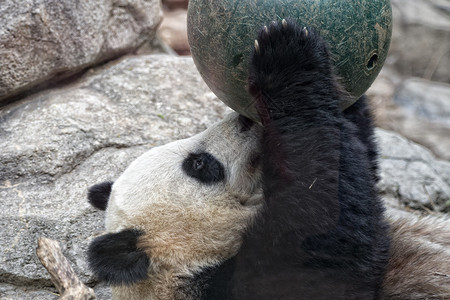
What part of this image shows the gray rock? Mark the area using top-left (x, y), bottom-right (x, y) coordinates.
top-left (376, 128), bottom-right (450, 212)
top-left (0, 282), bottom-right (111, 300)
top-left (0, 0), bottom-right (163, 103)
top-left (389, 0), bottom-right (450, 82)
top-left (0, 283), bottom-right (57, 300)
top-left (395, 78), bottom-right (450, 126)
top-left (392, 78), bottom-right (450, 161)
top-left (0, 55), bottom-right (228, 295)
top-left (368, 72), bottom-right (450, 161)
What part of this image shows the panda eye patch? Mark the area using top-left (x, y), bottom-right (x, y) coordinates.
top-left (182, 152), bottom-right (225, 184)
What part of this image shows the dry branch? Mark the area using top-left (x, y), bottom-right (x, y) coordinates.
top-left (36, 237), bottom-right (96, 300)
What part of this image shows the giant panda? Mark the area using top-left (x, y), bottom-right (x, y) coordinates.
top-left (86, 21), bottom-right (450, 299)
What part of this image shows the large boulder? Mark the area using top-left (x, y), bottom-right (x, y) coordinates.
top-left (389, 0), bottom-right (450, 82)
top-left (0, 0), bottom-right (163, 104)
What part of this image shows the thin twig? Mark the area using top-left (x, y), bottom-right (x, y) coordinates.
top-left (36, 237), bottom-right (96, 300)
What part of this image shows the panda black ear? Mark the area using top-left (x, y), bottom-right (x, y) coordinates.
top-left (87, 229), bottom-right (150, 285)
top-left (87, 181), bottom-right (114, 211)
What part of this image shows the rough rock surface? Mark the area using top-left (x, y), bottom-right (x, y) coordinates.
top-left (377, 129), bottom-right (450, 212)
top-left (392, 78), bottom-right (450, 160)
top-left (0, 55), bottom-right (228, 299)
top-left (0, 0), bottom-right (163, 104)
top-left (0, 55), bottom-right (448, 298)
top-left (394, 78), bottom-right (450, 126)
top-left (389, 0), bottom-right (450, 82)
top-left (368, 69), bottom-right (450, 161)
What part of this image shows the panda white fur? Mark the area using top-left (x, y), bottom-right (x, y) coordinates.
top-left (87, 21), bottom-right (450, 299)
top-left (88, 112), bottom-right (263, 299)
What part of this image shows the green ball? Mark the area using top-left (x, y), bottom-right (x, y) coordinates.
top-left (188, 0), bottom-right (392, 120)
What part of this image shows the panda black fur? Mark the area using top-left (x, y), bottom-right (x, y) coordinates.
top-left (87, 21), bottom-right (450, 299)
top-left (208, 22), bottom-right (390, 299)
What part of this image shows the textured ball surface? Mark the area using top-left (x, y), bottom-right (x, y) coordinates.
top-left (188, 0), bottom-right (392, 120)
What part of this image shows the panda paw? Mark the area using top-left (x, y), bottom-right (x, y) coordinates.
top-left (248, 20), bottom-right (335, 120)
top-left (253, 19), bottom-right (312, 57)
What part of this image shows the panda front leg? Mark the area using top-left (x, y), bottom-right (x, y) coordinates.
top-left (248, 20), bottom-right (344, 251)
top-left (231, 20), bottom-right (390, 299)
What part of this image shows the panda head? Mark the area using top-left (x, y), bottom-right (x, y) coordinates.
top-left (87, 112), bottom-right (263, 290)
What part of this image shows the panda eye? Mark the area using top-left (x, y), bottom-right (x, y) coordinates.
top-left (193, 158), bottom-right (205, 171)
top-left (182, 153), bottom-right (225, 184)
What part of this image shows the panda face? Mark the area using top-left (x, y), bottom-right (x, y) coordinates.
top-left (89, 112), bottom-right (264, 287)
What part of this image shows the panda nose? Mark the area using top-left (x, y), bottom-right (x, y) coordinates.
top-left (238, 115), bottom-right (254, 132)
